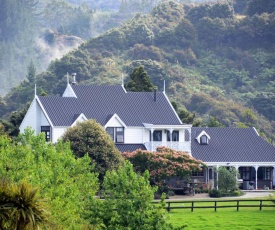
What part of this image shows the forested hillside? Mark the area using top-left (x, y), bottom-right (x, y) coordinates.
top-left (1, 0), bottom-right (196, 95)
top-left (1, 0), bottom-right (275, 143)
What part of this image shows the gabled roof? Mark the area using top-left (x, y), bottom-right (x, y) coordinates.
top-left (38, 85), bottom-right (182, 127)
top-left (191, 127), bottom-right (275, 163)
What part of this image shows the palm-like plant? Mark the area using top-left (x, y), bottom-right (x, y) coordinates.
top-left (0, 179), bottom-right (48, 229)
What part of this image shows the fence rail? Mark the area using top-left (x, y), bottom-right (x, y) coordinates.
top-left (156, 199), bottom-right (275, 212)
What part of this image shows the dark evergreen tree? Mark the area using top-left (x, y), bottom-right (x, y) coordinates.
top-left (62, 119), bottom-right (124, 181)
top-left (125, 66), bottom-right (154, 92)
top-left (26, 60), bottom-right (36, 83)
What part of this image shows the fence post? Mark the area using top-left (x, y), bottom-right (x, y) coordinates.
top-left (260, 200), bottom-right (262, 211)
top-left (237, 200), bottom-right (239, 211)
top-left (191, 201), bottom-right (194, 212)
top-left (214, 201), bottom-right (217, 212)
top-left (167, 202), bottom-right (171, 212)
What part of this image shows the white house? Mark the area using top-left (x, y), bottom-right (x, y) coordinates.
top-left (20, 81), bottom-right (192, 153)
top-left (20, 81), bottom-right (275, 190)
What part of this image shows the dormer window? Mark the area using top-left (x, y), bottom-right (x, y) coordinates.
top-left (200, 134), bottom-right (209, 145)
top-left (196, 130), bottom-right (210, 145)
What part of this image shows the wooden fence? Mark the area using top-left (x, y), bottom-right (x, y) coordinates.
top-left (156, 199), bottom-right (275, 212)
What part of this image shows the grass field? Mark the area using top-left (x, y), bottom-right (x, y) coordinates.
top-left (168, 199), bottom-right (275, 230)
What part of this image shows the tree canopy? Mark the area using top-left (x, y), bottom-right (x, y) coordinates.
top-left (0, 129), bottom-right (99, 227)
top-left (124, 66), bottom-right (155, 92)
top-left (62, 119), bottom-right (124, 181)
top-left (88, 161), bottom-right (186, 230)
top-left (217, 166), bottom-right (238, 193)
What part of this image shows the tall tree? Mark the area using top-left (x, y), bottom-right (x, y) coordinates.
top-left (88, 161), bottom-right (186, 230)
top-left (26, 60), bottom-right (36, 83)
top-left (125, 66), bottom-right (154, 92)
top-left (217, 166), bottom-right (238, 193)
top-left (62, 119), bottom-right (124, 181)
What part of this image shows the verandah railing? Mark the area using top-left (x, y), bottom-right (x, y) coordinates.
top-left (153, 199), bottom-right (275, 212)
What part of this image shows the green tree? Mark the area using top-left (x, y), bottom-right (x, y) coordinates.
top-left (207, 116), bottom-right (224, 127)
top-left (0, 130), bottom-right (99, 227)
top-left (89, 161), bottom-right (186, 230)
top-left (62, 119), bottom-right (123, 181)
top-left (125, 66), bottom-right (154, 92)
top-left (0, 180), bottom-right (48, 230)
top-left (217, 166), bottom-right (238, 193)
top-left (174, 19), bottom-right (196, 48)
top-left (0, 104), bottom-right (29, 137)
top-left (26, 60), bottom-right (36, 83)
top-left (241, 109), bottom-right (256, 126)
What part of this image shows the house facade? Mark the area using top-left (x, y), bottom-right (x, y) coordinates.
top-left (20, 82), bottom-right (275, 190)
top-left (20, 82), bottom-right (192, 153)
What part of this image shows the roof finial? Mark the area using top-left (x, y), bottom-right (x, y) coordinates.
top-left (163, 80), bottom-right (166, 94)
top-left (121, 73), bottom-right (124, 86)
top-left (72, 73), bottom-right (76, 85)
top-left (67, 72), bottom-right (69, 85)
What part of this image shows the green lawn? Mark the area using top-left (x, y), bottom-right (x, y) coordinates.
top-left (168, 200), bottom-right (275, 230)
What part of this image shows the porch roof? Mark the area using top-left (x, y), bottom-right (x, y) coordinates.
top-left (191, 127), bottom-right (275, 163)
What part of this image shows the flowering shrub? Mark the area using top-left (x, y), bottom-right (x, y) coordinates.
top-left (122, 147), bottom-right (206, 190)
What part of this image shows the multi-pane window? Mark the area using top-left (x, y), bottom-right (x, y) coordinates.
top-left (258, 167), bottom-right (271, 180)
top-left (192, 169), bottom-right (204, 177)
top-left (172, 131), bottom-right (179, 141)
top-left (167, 130), bottom-right (179, 141)
top-left (106, 127), bottom-right (114, 141)
top-left (106, 127), bottom-right (124, 143)
top-left (241, 167), bottom-right (250, 180)
top-left (153, 130), bottom-right (162, 141)
top-left (41, 126), bottom-right (51, 142)
top-left (116, 127), bottom-right (124, 143)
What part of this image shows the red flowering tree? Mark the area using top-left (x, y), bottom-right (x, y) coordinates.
top-left (122, 147), bottom-right (206, 191)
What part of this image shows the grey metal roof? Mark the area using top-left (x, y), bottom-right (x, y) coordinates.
top-left (191, 127), bottom-right (275, 163)
top-left (116, 144), bottom-right (146, 153)
top-left (38, 84), bottom-right (182, 127)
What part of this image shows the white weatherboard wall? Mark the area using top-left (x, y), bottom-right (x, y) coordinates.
top-left (52, 127), bottom-right (68, 143)
top-left (36, 102), bottom-right (50, 135)
top-left (107, 117), bottom-right (123, 127)
top-left (20, 99), bottom-right (37, 134)
top-left (125, 128), bottom-right (143, 143)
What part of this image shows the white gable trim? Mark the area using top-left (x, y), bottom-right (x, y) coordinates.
top-left (253, 127), bottom-right (260, 136)
top-left (104, 114), bottom-right (127, 128)
top-left (71, 113), bottom-right (88, 126)
top-left (163, 92), bottom-right (182, 124)
top-left (196, 130), bottom-right (210, 144)
top-left (36, 96), bottom-right (54, 127)
top-left (62, 84), bottom-right (77, 98)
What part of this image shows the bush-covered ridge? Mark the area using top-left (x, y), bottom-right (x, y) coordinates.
top-left (1, 0), bottom-right (275, 143)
